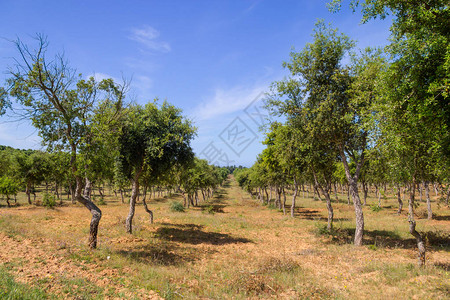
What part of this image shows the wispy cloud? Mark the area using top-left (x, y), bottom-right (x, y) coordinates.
top-left (128, 25), bottom-right (171, 53)
top-left (191, 84), bottom-right (268, 121)
top-left (131, 75), bottom-right (153, 100)
top-left (86, 72), bottom-right (120, 83)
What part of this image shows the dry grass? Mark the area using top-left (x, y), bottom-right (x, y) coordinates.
top-left (0, 178), bottom-right (449, 299)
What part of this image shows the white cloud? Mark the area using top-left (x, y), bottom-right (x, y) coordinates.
top-left (86, 72), bottom-right (121, 83)
top-left (128, 25), bottom-right (171, 53)
top-left (191, 84), bottom-right (268, 121)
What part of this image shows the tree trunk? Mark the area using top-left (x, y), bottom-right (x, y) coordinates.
top-left (408, 178), bottom-right (426, 266)
top-left (84, 177), bottom-right (92, 199)
top-left (446, 186), bottom-right (450, 206)
top-left (340, 147), bottom-right (364, 246)
top-left (282, 187), bottom-right (286, 215)
top-left (419, 182), bottom-right (423, 202)
top-left (26, 182), bottom-right (32, 205)
top-left (142, 187), bottom-right (153, 224)
top-left (334, 183), bottom-right (339, 202)
top-left (69, 181), bottom-right (75, 204)
top-left (55, 183), bottom-right (60, 201)
top-left (313, 172), bottom-right (333, 231)
top-left (126, 168), bottom-right (142, 234)
top-left (377, 186), bottom-right (382, 208)
top-left (349, 179), bottom-right (364, 245)
top-left (291, 179), bottom-right (298, 218)
top-left (120, 189), bottom-right (124, 204)
top-left (362, 182), bottom-right (368, 206)
top-left (424, 181), bottom-right (433, 220)
top-left (98, 186), bottom-right (104, 200)
top-left (347, 184), bottom-right (351, 205)
top-left (397, 184), bottom-right (403, 215)
top-left (74, 176), bottom-right (102, 249)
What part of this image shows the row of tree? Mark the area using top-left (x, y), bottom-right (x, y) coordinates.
top-left (238, 1), bottom-right (449, 266)
top-left (0, 36), bottom-right (228, 248)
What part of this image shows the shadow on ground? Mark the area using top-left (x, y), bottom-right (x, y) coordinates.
top-left (156, 223), bottom-right (252, 245)
top-left (434, 214), bottom-right (450, 221)
top-left (296, 207), bottom-right (349, 222)
top-left (115, 243), bottom-right (188, 266)
top-left (323, 227), bottom-right (449, 250)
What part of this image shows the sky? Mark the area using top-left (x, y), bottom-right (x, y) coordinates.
top-left (0, 0), bottom-right (392, 166)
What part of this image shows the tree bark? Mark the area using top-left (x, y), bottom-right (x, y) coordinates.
top-left (424, 181), bottom-right (433, 220)
top-left (119, 189), bottom-right (124, 204)
top-left (339, 147), bottom-right (364, 246)
top-left (397, 184), bottom-right (403, 215)
top-left (408, 177), bottom-right (426, 266)
top-left (142, 187), bottom-right (153, 224)
top-left (126, 167), bottom-right (142, 234)
top-left (334, 183), bottom-right (339, 202)
top-left (84, 176), bottom-right (93, 199)
top-left (419, 182), bottom-right (423, 202)
top-left (347, 184), bottom-right (351, 205)
top-left (25, 182), bottom-right (32, 205)
top-left (362, 182), bottom-right (368, 206)
top-left (291, 179), bottom-right (298, 218)
top-left (282, 187), bottom-right (286, 215)
top-left (446, 186), bottom-right (450, 206)
top-left (377, 185), bottom-right (382, 207)
top-left (74, 176), bottom-right (101, 249)
top-left (313, 172), bottom-right (333, 231)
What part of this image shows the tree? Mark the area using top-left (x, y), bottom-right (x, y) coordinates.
top-left (332, 0), bottom-right (449, 266)
top-left (14, 150), bottom-right (51, 205)
top-left (267, 21), bottom-right (383, 244)
top-left (117, 101), bottom-right (195, 234)
top-left (0, 87), bottom-right (10, 116)
top-left (0, 176), bottom-right (19, 207)
top-left (6, 35), bottom-right (125, 249)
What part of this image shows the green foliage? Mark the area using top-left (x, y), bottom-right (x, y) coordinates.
top-left (170, 201), bottom-right (185, 212)
top-left (367, 244), bottom-right (378, 251)
top-left (0, 176), bottom-right (19, 204)
top-left (42, 193), bottom-right (56, 209)
top-left (0, 87), bottom-right (11, 116)
top-left (314, 223), bottom-right (331, 236)
top-left (370, 204), bottom-right (382, 212)
top-left (204, 205), bottom-right (215, 214)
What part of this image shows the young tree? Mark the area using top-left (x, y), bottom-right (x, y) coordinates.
top-left (117, 101), bottom-right (195, 234)
top-left (6, 35), bottom-right (125, 249)
top-left (0, 176), bottom-right (19, 207)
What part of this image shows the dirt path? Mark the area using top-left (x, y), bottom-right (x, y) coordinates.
top-left (0, 232), bottom-right (161, 299)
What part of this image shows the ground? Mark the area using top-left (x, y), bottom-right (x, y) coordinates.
top-left (0, 177), bottom-right (448, 299)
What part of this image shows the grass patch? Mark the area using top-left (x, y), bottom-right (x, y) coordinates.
top-left (0, 266), bottom-right (52, 299)
top-left (370, 204), bottom-right (382, 212)
top-left (170, 201), bottom-right (185, 212)
top-left (42, 193), bottom-right (56, 209)
top-left (59, 276), bottom-right (105, 299)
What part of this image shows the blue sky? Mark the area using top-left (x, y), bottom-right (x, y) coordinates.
top-left (0, 0), bottom-right (392, 166)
